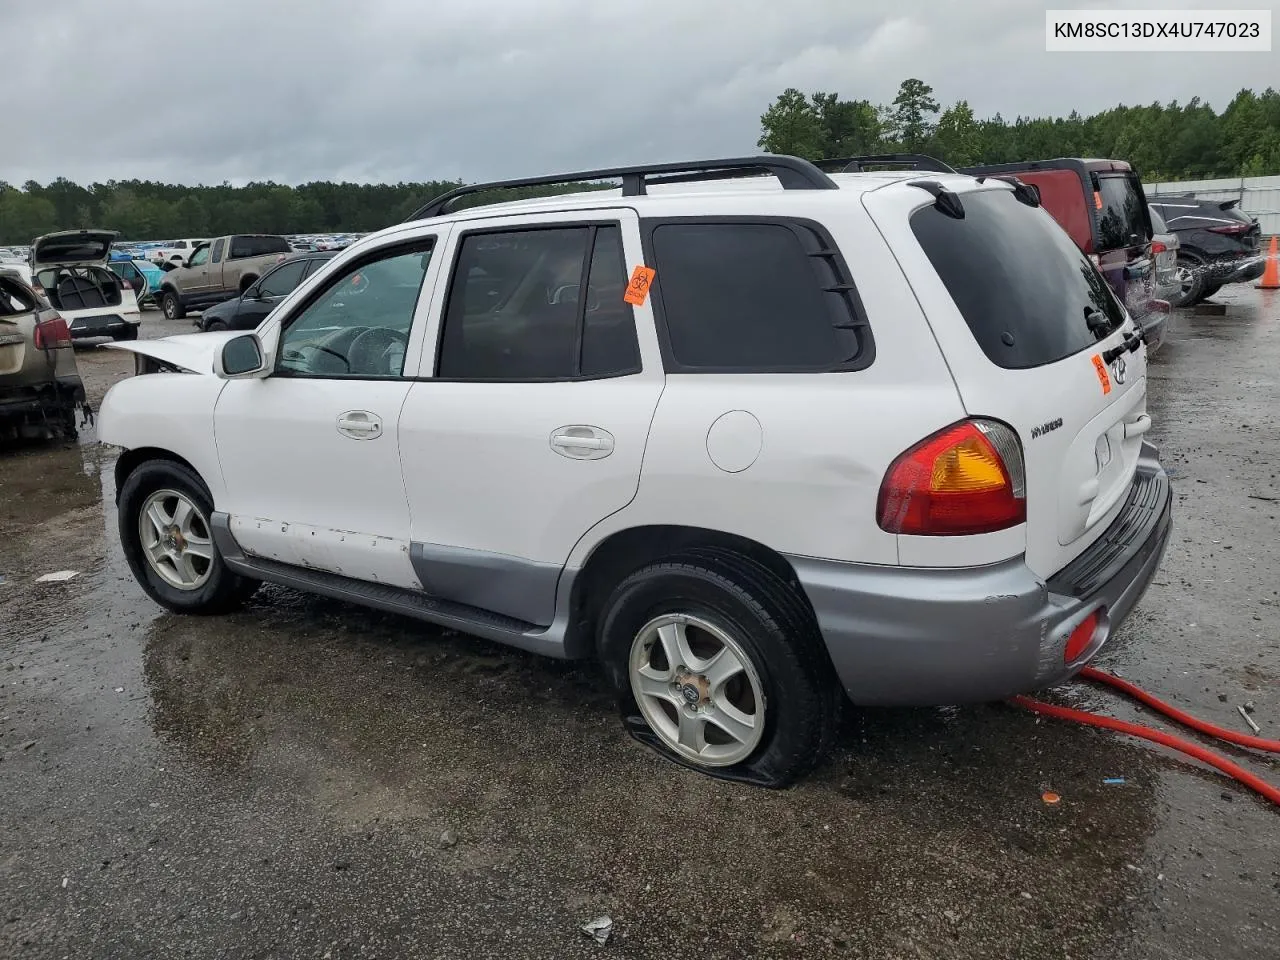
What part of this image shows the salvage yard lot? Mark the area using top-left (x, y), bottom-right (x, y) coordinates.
top-left (2, 290), bottom-right (1279, 959)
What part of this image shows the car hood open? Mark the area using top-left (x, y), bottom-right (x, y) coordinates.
top-left (32, 230), bottom-right (119, 268)
top-left (102, 331), bottom-right (240, 374)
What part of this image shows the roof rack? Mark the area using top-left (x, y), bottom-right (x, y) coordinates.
top-left (402, 155), bottom-right (838, 222)
top-left (816, 154), bottom-right (956, 174)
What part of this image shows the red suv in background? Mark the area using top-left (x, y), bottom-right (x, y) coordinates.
top-left (962, 158), bottom-right (1167, 351)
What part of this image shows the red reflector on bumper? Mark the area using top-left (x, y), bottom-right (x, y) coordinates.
top-left (1064, 610), bottom-right (1102, 663)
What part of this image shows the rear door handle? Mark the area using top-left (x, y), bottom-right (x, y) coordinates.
top-left (550, 426), bottom-right (615, 460)
top-left (337, 410), bottom-right (383, 440)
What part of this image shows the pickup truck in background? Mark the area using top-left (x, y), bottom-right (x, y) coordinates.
top-left (149, 238), bottom-right (207, 267)
top-left (156, 235), bottom-right (293, 319)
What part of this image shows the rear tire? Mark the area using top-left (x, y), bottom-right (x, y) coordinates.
top-left (599, 551), bottom-right (841, 785)
top-left (161, 291), bottom-right (186, 320)
top-left (118, 459), bottom-right (258, 615)
top-left (1169, 252), bottom-right (1206, 307)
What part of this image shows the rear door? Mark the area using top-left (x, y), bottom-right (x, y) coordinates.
top-left (867, 181), bottom-right (1149, 579)
top-left (397, 209), bottom-right (662, 626)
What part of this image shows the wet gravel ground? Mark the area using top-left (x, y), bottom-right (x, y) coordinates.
top-left (2, 293), bottom-right (1278, 959)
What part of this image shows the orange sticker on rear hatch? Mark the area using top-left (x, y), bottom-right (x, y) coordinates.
top-left (624, 265), bottom-right (656, 306)
top-left (1091, 354), bottom-right (1112, 395)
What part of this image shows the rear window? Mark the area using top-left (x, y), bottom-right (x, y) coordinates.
top-left (1094, 174), bottom-right (1148, 250)
top-left (646, 220), bottom-right (869, 371)
top-left (911, 188), bottom-right (1126, 369)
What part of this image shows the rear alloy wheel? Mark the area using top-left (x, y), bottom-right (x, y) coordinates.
top-left (118, 459), bottom-right (257, 614)
top-left (161, 291), bottom-right (185, 320)
top-left (599, 552), bottom-right (841, 785)
top-left (1169, 253), bottom-right (1206, 308)
top-left (629, 613), bottom-right (766, 766)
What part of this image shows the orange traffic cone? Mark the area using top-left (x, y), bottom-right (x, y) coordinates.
top-left (1259, 235), bottom-right (1280, 289)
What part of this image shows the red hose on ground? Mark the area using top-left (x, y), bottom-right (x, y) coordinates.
top-left (1078, 666), bottom-right (1280, 753)
top-left (1010, 669), bottom-right (1280, 808)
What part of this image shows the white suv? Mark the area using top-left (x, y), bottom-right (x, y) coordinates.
top-left (97, 155), bottom-right (1172, 784)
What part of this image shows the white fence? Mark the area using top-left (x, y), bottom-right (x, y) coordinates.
top-left (1143, 175), bottom-right (1280, 236)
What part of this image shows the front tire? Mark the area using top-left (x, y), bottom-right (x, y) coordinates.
top-left (599, 551), bottom-right (840, 785)
top-left (161, 291), bottom-right (186, 320)
top-left (118, 460), bottom-right (258, 614)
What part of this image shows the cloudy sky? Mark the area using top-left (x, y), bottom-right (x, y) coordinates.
top-left (9, 0), bottom-right (1277, 187)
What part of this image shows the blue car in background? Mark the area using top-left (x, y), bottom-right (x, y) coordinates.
top-left (107, 251), bottom-right (166, 309)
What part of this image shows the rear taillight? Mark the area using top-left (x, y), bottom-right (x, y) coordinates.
top-left (33, 314), bottom-right (72, 349)
top-left (877, 419), bottom-right (1026, 536)
top-left (1207, 223), bottom-right (1250, 235)
top-left (1150, 240), bottom-right (1167, 255)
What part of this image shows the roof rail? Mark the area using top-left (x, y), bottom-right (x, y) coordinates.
top-left (402, 155), bottom-right (838, 222)
top-left (816, 154), bottom-right (956, 174)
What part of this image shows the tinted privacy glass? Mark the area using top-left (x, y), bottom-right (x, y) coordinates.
top-left (649, 222), bottom-right (860, 370)
top-left (437, 225), bottom-right (639, 380)
top-left (1095, 175), bottom-right (1148, 250)
top-left (912, 189), bottom-right (1126, 369)
top-left (258, 259), bottom-right (308, 298)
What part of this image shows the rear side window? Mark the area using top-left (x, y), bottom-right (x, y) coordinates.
top-left (1094, 174), bottom-right (1149, 250)
top-left (437, 224), bottom-right (640, 381)
top-left (645, 220), bottom-right (869, 371)
top-left (0, 277), bottom-right (36, 316)
top-left (912, 188), bottom-right (1126, 369)
top-left (211, 238), bottom-right (225, 263)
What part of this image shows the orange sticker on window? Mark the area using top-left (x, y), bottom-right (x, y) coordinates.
top-left (1091, 354), bottom-right (1112, 394)
top-left (623, 265), bottom-right (656, 306)
top-left (1094, 190), bottom-right (1104, 210)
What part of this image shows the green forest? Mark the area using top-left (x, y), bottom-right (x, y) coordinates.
top-left (2, 81), bottom-right (1278, 244)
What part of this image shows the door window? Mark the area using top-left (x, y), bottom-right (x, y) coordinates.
top-left (187, 245), bottom-right (210, 267)
top-left (211, 238), bottom-right (225, 263)
top-left (257, 259), bottom-right (308, 298)
top-left (276, 242), bottom-right (433, 379)
top-left (437, 224), bottom-right (640, 380)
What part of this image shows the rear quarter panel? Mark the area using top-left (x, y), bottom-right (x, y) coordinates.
top-left (567, 191), bottom-right (972, 569)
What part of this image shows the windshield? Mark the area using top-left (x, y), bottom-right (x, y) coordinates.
top-left (911, 188), bottom-right (1127, 369)
top-left (1094, 174), bottom-right (1149, 250)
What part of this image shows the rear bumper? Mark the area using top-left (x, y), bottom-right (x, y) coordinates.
top-left (790, 442), bottom-right (1172, 706)
top-left (68, 313), bottom-right (138, 338)
top-left (1205, 255), bottom-right (1265, 284)
top-left (0, 374), bottom-right (84, 418)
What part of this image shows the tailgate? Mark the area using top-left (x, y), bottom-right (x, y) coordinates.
top-left (865, 180), bottom-right (1149, 578)
top-left (0, 317), bottom-right (27, 375)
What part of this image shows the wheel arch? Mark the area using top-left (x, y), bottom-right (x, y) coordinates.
top-left (564, 524), bottom-right (816, 659)
top-left (114, 447), bottom-right (204, 504)
top-left (238, 274), bottom-right (258, 292)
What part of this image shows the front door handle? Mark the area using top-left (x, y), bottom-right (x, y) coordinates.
top-left (337, 410), bottom-right (383, 440)
top-left (550, 426), bottom-right (615, 460)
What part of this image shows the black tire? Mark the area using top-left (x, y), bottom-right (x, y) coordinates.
top-left (598, 550), bottom-right (841, 785)
top-left (118, 459), bottom-right (258, 615)
top-left (161, 290), bottom-right (186, 320)
top-left (114, 325), bottom-right (139, 341)
top-left (1168, 252), bottom-right (1206, 308)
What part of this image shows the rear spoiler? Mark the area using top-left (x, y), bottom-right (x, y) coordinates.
top-left (1218, 199), bottom-right (1241, 211)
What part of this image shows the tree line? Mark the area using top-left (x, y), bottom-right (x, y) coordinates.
top-left (3, 81), bottom-right (1278, 244)
top-left (759, 81), bottom-right (1280, 180)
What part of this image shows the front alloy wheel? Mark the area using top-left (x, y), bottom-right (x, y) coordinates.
top-left (137, 488), bottom-right (215, 590)
top-left (629, 613), bottom-right (766, 767)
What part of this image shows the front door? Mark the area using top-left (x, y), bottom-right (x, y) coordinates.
top-left (399, 211), bottom-right (663, 625)
top-left (213, 232), bottom-right (444, 588)
top-left (183, 243), bottom-right (214, 300)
